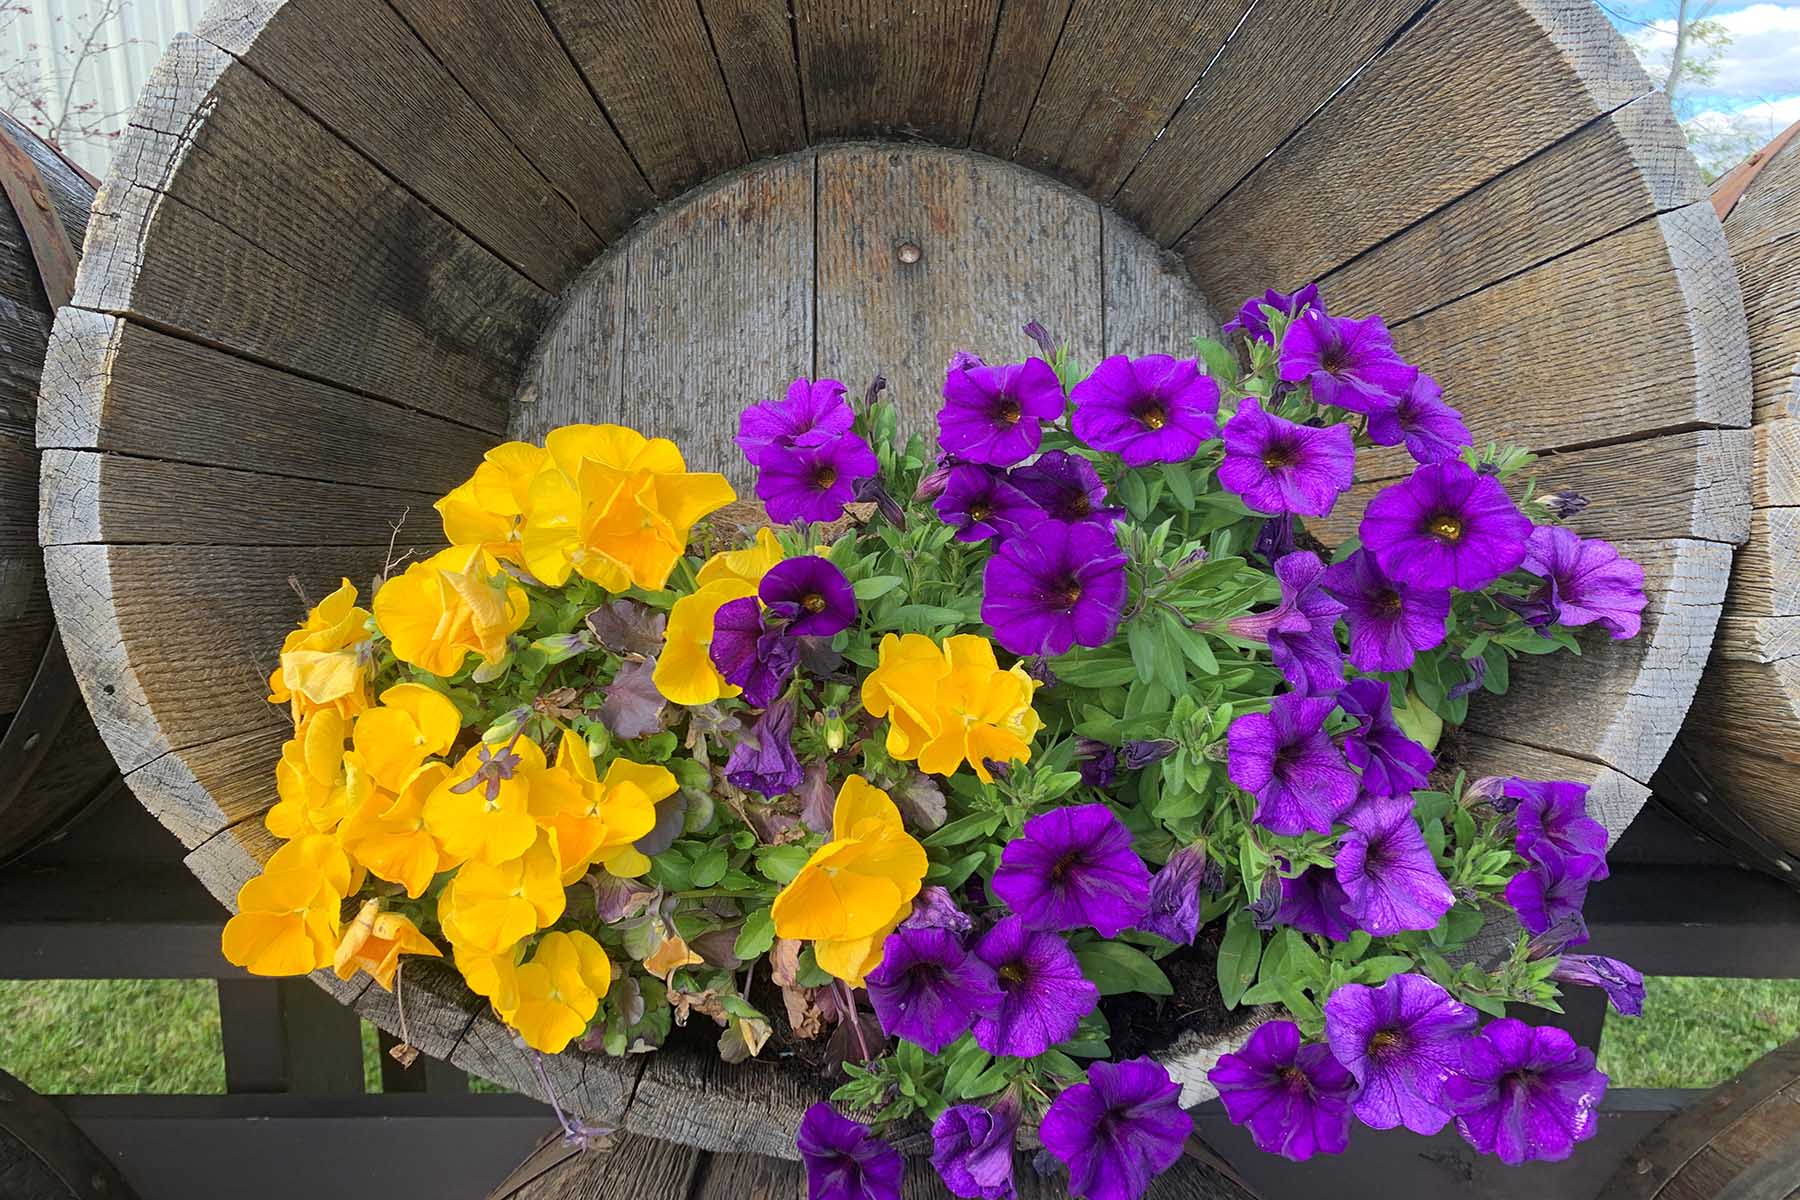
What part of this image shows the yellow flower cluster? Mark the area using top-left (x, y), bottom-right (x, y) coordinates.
top-left (862, 633), bottom-right (1043, 783)
top-left (771, 776), bottom-right (928, 985)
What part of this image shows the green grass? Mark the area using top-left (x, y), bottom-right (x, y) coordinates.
top-left (1600, 976), bottom-right (1800, 1088)
top-left (2, 976), bottom-right (1796, 1095)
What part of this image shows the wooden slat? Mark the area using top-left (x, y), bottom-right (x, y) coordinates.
top-left (1179, 0), bottom-right (1651, 305)
top-left (40, 311), bottom-right (495, 492)
top-left (1734, 231), bottom-right (1800, 425)
top-left (199, 0), bottom-right (600, 290)
top-left (1463, 537), bottom-right (1731, 785)
top-left (127, 725), bottom-right (289, 849)
top-left (1115, 0), bottom-right (1426, 245)
top-left (498, 1133), bottom-right (704, 1200)
top-left (700, 0), bottom-right (809, 157)
top-left (1717, 126), bottom-right (1800, 256)
top-left (686, 1151), bottom-right (804, 1199)
top-left (1691, 659), bottom-right (1800, 773)
top-left (1013, 0), bottom-right (1246, 197)
top-left (536, 0), bottom-right (745, 196)
top-left (622, 1053), bottom-right (819, 1159)
top-left (793, 0), bottom-right (1002, 143)
top-left (1723, 509), bottom-right (1800, 622)
top-left (383, 0), bottom-right (656, 241)
top-left (511, 253), bottom-right (627, 446)
top-left (42, 543), bottom-right (404, 775)
top-left (0, 430), bottom-right (47, 714)
top-left (815, 144), bottom-right (1103, 442)
top-left (39, 451), bottom-right (437, 548)
top-left (968, 0), bottom-right (1074, 156)
top-left (75, 35), bottom-right (538, 430)
top-left (618, 154), bottom-right (814, 483)
top-left (1101, 207), bottom-right (1222, 358)
top-left (1318, 90), bottom-right (1703, 324)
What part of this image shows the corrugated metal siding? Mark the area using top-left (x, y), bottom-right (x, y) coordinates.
top-left (0, 0), bottom-right (203, 175)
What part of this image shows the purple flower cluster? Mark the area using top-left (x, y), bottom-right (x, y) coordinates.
top-left (739, 377), bottom-right (879, 524)
top-left (1500, 778), bottom-right (1610, 941)
top-left (865, 926), bottom-right (1001, 1054)
top-left (1226, 551), bottom-right (1347, 696)
top-left (711, 555), bottom-right (857, 714)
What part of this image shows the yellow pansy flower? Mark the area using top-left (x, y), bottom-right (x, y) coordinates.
top-left (861, 633), bottom-right (1042, 784)
top-left (332, 899), bottom-right (443, 990)
top-left (519, 424), bottom-right (735, 593)
top-left (434, 441), bottom-right (548, 561)
top-left (423, 738), bottom-right (549, 865)
top-left (339, 761), bottom-right (462, 898)
top-left (540, 733), bottom-right (669, 884)
top-left (504, 930), bottom-right (613, 1053)
top-left (651, 535), bottom-right (786, 705)
top-left (456, 941), bottom-right (523, 1015)
top-left (220, 835), bottom-right (355, 976)
top-left (266, 708), bottom-right (354, 839)
top-left (372, 545), bottom-right (529, 677)
top-left (771, 776), bottom-right (926, 984)
top-left (351, 683), bottom-right (462, 793)
top-left (266, 579), bottom-right (374, 724)
top-left (437, 831), bottom-right (565, 955)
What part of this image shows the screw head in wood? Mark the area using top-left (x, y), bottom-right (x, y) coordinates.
top-left (896, 241), bottom-right (922, 265)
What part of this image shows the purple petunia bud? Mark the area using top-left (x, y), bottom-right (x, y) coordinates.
top-left (1075, 738), bottom-right (1118, 789)
top-left (1468, 775), bottom-right (1510, 806)
top-left (1253, 513), bottom-right (1297, 566)
top-left (1526, 913), bottom-right (1590, 958)
top-left (982, 759), bottom-right (1012, 783)
top-left (1139, 845), bottom-right (1208, 944)
top-left (1535, 490), bottom-right (1590, 520)
top-left (1248, 872), bottom-right (1283, 930)
top-left (1026, 657), bottom-right (1060, 686)
top-left (948, 350), bottom-right (986, 373)
top-left (1200, 856), bottom-right (1227, 894)
top-left (1551, 953), bottom-right (1645, 1017)
top-left (799, 762), bottom-right (835, 834)
top-left (1022, 320), bottom-right (1058, 359)
top-left (1123, 738), bottom-right (1178, 770)
top-left (914, 464), bottom-right (952, 502)
top-left (863, 374), bottom-right (887, 410)
top-left (590, 874), bottom-right (656, 923)
top-left (902, 886), bottom-right (976, 937)
top-left (1446, 655), bottom-right (1487, 701)
top-left (855, 476), bottom-right (907, 529)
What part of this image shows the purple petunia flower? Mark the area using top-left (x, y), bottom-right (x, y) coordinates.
top-left (934, 464), bottom-right (1042, 543)
top-left (1321, 549), bottom-right (1450, 672)
top-left (760, 555), bottom-right (858, 637)
top-left (1227, 551), bottom-right (1348, 696)
top-left (1360, 461), bottom-right (1532, 592)
top-left (1517, 525), bottom-right (1648, 640)
top-left (1551, 954), bottom-right (1645, 1017)
top-left (1006, 450), bottom-right (1124, 527)
top-left (865, 926), bottom-right (1002, 1054)
top-left (1277, 866), bottom-right (1358, 942)
top-left (1223, 284), bottom-right (1325, 345)
top-left (1039, 1058), bottom-right (1192, 1200)
top-left (1070, 355), bottom-right (1220, 467)
top-left (1323, 973), bottom-right (1477, 1135)
top-left (991, 804), bottom-right (1151, 937)
top-left (938, 357), bottom-right (1064, 467)
top-left (1444, 1020), bottom-right (1607, 1165)
top-left (931, 1097), bottom-right (1021, 1200)
top-left (1217, 400), bottom-right (1356, 518)
top-left (970, 916), bottom-right (1098, 1057)
top-left (1335, 797), bottom-right (1456, 936)
top-left (1366, 373), bottom-right (1472, 466)
top-left (723, 700), bottom-right (804, 798)
top-left (980, 520), bottom-right (1129, 657)
top-left (755, 435), bottom-right (881, 526)
top-left (1507, 779), bottom-right (1608, 878)
top-left (1227, 695), bottom-right (1359, 836)
top-left (796, 1102), bottom-right (904, 1200)
top-left (1505, 843), bottom-right (1603, 941)
top-left (1279, 310), bottom-right (1418, 416)
top-left (1335, 679), bottom-right (1435, 798)
top-left (710, 596), bottom-right (799, 708)
top-left (1210, 1019), bottom-right (1359, 1161)
top-left (1138, 844), bottom-right (1208, 945)
top-left (737, 377), bottom-right (853, 467)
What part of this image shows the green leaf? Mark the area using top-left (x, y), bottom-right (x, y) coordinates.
top-left (691, 847), bottom-right (729, 888)
top-left (1163, 464), bottom-right (1196, 509)
top-left (1217, 911), bottom-right (1263, 1009)
top-left (1356, 955), bottom-right (1415, 985)
top-left (733, 907), bottom-right (775, 960)
top-left (962, 1059), bottom-right (1015, 1100)
top-left (923, 810), bottom-right (1001, 848)
top-left (1194, 337), bottom-right (1239, 386)
top-left (852, 575), bottom-right (903, 600)
top-left (1126, 617), bottom-right (1159, 684)
top-left (1391, 687), bottom-right (1444, 749)
top-left (754, 844), bottom-right (811, 885)
top-left (1075, 942), bottom-right (1175, 997)
top-left (925, 849), bottom-right (987, 890)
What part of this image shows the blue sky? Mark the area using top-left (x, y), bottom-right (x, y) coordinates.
top-left (1602, 2), bottom-right (1799, 133)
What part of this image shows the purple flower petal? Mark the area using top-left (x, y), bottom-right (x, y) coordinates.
top-left (1227, 695), bottom-right (1359, 836)
top-left (1324, 973), bottom-right (1477, 1135)
top-left (1040, 1058), bottom-right (1191, 1200)
top-left (937, 357), bottom-right (1064, 467)
top-left (1210, 1019), bottom-right (1358, 1161)
top-left (1444, 1019), bottom-right (1606, 1164)
top-left (1335, 797), bottom-right (1455, 936)
top-left (970, 915), bottom-right (1098, 1057)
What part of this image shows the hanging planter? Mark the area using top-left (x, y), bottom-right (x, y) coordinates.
top-left (37, 0), bottom-right (1749, 1190)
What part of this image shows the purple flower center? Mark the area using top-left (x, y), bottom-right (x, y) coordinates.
top-left (1262, 440), bottom-right (1297, 469)
top-left (802, 592), bottom-right (827, 614)
top-left (998, 962), bottom-right (1025, 985)
top-left (1427, 513), bottom-right (1464, 543)
top-left (1368, 1029), bottom-right (1405, 1057)
top-left (996, 397), bottom-right (1022, 425)
top-left (813, 464), bottom-right (839, 490)
top-left (1136, 400), bottom-right (1167, 430)
top-left (968, 501), bottom-right (992, 521)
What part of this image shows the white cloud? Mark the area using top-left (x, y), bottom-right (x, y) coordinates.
top-left (1628, 3), bottom-right (1800, 100)
top-left (1685, 92), bottom-right (1800, 133)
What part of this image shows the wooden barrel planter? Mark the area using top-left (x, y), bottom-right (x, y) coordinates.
top-left (0, 112), bottom-right (118, 865)
top-left (1672, 120), bottom-right (1800, 871)
top-left (1598, 1035), bottom-right (1800, 1199)
top-left (0, 1067), bottom-right (137, 1200)
top-left (37, 0), bottom-right (1749, 1160)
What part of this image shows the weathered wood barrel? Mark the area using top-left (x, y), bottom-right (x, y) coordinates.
top-left (488, 1130), bottom-right (1259, 1200)
top-left (1598, 1035), bottom-right (1800, 1199)
top-left (0, 1067), bottom-right (138, 1200)
top-left (37, 0), bottom-right (1749, 1157)
top-left (0, 111), bottom-right (118, 864)
top-left (1675, 120), bottom-right (1800, 866)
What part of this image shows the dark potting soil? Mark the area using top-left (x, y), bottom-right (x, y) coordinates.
top-left (1102, 922), bottom-right (1236, 1060)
